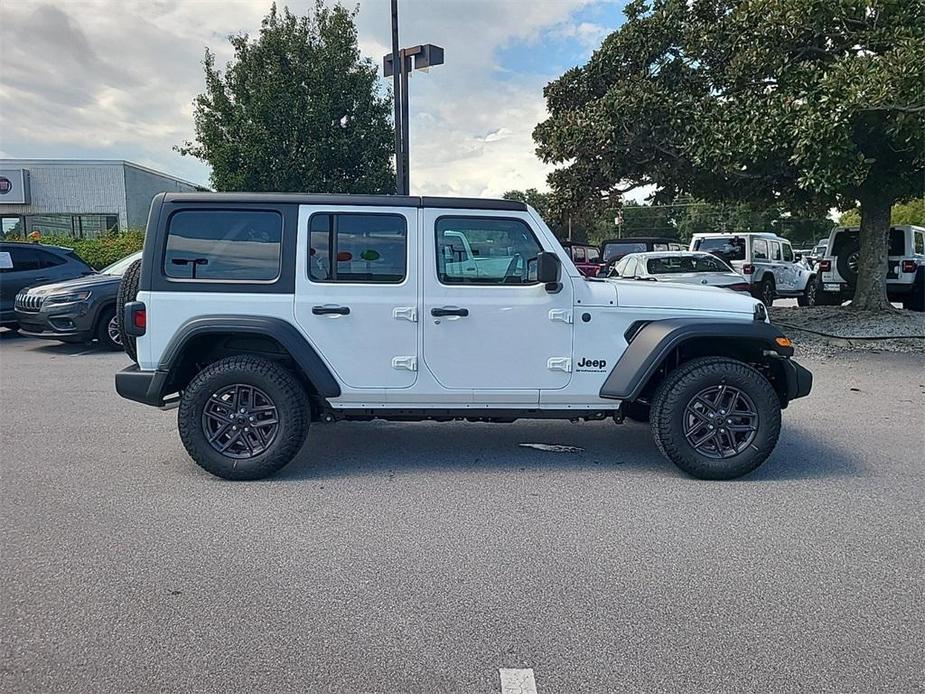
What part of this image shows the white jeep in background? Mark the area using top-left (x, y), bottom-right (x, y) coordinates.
top-left (690, 232), bottom-right (817, 306)
top-left (114, 193), bottom-right (811, 482)
top-left (815, 225), bottom-right (925, 311)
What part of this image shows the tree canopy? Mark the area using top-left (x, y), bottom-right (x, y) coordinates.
top-left (535, 0), bottom-right (925, 309)
top-left (178, 2), bottom-right (394, 194)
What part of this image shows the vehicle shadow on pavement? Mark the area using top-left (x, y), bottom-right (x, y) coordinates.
top-left (274, 419), bottom-right (862, 483)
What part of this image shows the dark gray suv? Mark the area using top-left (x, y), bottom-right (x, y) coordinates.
top-left (1, 242), bottom-right (97, 330)
top-left (14, 252), bottom-right (142, 349)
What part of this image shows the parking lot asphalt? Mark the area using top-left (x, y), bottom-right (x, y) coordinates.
top-left (1, 330), bottom-right (923, 694)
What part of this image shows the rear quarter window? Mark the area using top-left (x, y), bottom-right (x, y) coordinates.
top-left (164, 210), bottom-right (282, 281)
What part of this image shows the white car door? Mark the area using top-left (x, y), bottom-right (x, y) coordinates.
top-left (421, 209), bottom-right (573, 397)
top-left (293, 205), bottom-right (419, 391)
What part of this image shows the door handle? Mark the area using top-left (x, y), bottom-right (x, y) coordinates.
top-left (312, 305), bottom-right (350, 315)
top-left (431, 307), bottom-right (469, 317)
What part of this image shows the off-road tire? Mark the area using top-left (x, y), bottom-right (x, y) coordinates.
top-left (650, 357), bottom-right (781, 480)
top-left (757, 276), bottom-right (776, 307)
top-left (178, 356), bottom-right (308, 480)
top-left (116, 258), bottom-right (142, 362)
top-left (796, 276), bottom-right (817, 307)
top-left (96, 305), bottom-right (122, 350)
top-left (836, 240), bottom-right (860, 287)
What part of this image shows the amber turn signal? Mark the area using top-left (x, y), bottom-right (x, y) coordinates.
top-left (775, 336), bottom-right (793, 348)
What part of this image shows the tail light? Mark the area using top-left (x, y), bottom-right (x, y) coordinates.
top-left (726, 282), bottom-right (751, 292)
top-left (742, 264), bottom-right (754, 275)
top-left (818, 259), bottom-right (831, 272)
top-left (901, 260), bottom-right (917, 273)
top-left (124, 301), bottom-right (146, 336)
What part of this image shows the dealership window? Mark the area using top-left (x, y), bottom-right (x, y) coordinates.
top-left (23, 214), bottom-right (119, 239)
top-left (1, 216), bottom-right (23, 240)
top-left (309, 213), bottom-right (407, 283)
top-left (164, 209), bottom-right (282, 281)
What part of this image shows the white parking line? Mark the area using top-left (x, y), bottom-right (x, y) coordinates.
top-left (499, 668), bottom-right (537, 694)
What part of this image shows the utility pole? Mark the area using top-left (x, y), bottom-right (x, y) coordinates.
top-left (383, 5), bottom-right (443, 196)
top-left (389, 0), bottom-right (403, 196)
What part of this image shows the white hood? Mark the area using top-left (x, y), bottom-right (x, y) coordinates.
top-left (600, 278), bottom-right (759, 315)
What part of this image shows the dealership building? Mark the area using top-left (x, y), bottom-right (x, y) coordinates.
top-left (0, 159), bottom-right (204, 239)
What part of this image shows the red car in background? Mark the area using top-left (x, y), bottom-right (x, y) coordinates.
top-left (560, 242), bottom-right (605, 276)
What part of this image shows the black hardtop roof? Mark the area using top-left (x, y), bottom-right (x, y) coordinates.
top-left (160, 192), bottom-right (528, 212)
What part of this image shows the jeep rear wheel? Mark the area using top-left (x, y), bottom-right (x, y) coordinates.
top-left (178, 356), bottom-right (309, 480)
top-left (797, 277), bottom-right (817, 307)
top-left (650, 357), bottom-right (781, 480)
top-left (757, 276), bottom-right (776, 306)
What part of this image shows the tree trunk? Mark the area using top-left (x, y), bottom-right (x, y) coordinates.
top-left (850, 191), bottom-right (894, 311)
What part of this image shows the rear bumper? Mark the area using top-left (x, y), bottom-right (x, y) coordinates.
top-left (115, 365), bottom-right (171, 407)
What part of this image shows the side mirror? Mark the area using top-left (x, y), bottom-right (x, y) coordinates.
top-left (535, 251), bottom-right (560, 284)
top-left (794, 252), bottom-right (803, 261)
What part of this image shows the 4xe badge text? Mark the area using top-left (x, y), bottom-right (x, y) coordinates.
top-left (576, 357), bottom-right (607, 371)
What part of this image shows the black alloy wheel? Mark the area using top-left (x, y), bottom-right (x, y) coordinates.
top-left (202, 384), bottom-right (280, 459)
top-left (682, 384), bottom-right (759, 459)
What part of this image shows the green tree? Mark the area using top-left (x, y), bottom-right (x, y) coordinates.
top-left (840, 197), bottom-right (925, 227)
top-left (178, 2), bottom-right (394, 194)
top-left (535, 0), bottom-right (925, 310)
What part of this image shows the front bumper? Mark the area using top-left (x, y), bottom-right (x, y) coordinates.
top-left (14, 304), bottom-right (95, 341)
top-left (781, 358), bottom-right (812, 406)
top-left (115, 365), bottom-right (173, 407)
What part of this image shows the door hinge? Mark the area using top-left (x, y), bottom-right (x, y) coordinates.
top-left (548, 309), bottom-right (573, 324)
top-left (393, 306), bottom-right (417, 322)
top-left (547, 357), bottom-right (572, 372)
top-left (392, 356), bottom-right (418, 372)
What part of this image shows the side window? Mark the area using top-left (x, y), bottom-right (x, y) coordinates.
top-left (782, 243), bottom-right (793, 262)
top-left (164, 210), bottom-right (282, 281)
top-left (587, 247), bottom-right (600, 262)
top-left (770, 241), bottom-right (782, 261)
top-left (752, 239), bottom-right (769, 260)
top-left (4, 247), bottom-right (60, 271)
top-left (915, 232), bottom-right (924, 255)
top-left (888, 228), bottom-right (905, 256)
top-left (435, 217), bottom-right (542, 285)
top-left (573, 246), bottom-right (586, 262)
top-left (309, 213), bottom-right (406, 283)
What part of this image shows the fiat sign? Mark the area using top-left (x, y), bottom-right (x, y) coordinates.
top-left (0, 169), bottom-right (30, 204)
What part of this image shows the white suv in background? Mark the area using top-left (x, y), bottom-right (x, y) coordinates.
top-left (690, 233), bottom-right (817, 306)
top-left (815, 225), bottom-right (924, 311)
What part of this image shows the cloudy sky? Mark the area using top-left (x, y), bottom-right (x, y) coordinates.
top-left (0, 0), bottom-right (628, 196)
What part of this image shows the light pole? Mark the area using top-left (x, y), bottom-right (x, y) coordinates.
top-left (384, 4), bottom-right (443, 196)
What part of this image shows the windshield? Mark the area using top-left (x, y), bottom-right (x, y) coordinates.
top-left (647, 255), bottom-right (731, 274)
top-left (602, 241), bottom-right (647, 262)
top-left (101, 252), bottom-right (142, 276)
top-left (693, 237), bottom-right (747, 262)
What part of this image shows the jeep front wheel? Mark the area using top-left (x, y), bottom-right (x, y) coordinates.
top-left (178, 356), bottom-right (309, 480)
top-left (650, 357), bottom-right (781, 480)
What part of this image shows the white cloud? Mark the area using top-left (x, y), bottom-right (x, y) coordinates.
top-left (0, 0), bottom-right (602, 196)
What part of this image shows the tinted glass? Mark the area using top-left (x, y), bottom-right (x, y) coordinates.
top-left (602, 241), bottom-right (647, 262)
top-left (647, 255), bottom-right (731, 274)
top-left (573, 246), bottom-right (586, 262)
top-left (752, 239), bottom-right (769, 260)
top-left (309, 214), bottom-right (406, 283)
top-left (3, 246), bottom-right (65, 271)
top-left (782, 244), bottom-right (794, 262)
top-left (915, 232), bottom-right (924, 255)
top-left (587, 247), bottom-right (600, 262)
top-left (889, 228), bottom-right (905, 255)
top-left (694, 237), bottom-right (747, 261)
top-left (436, 217), bottom-right (541, 285)
top-left (165, 210), bottom-right (281, 281)
top-left (770, 241), bottom-right (782, 261)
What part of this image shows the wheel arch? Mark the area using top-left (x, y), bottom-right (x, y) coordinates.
top-left (158, 316), bottom-right (341, 401)
top-left (600, 319), bottom-right (796, 407)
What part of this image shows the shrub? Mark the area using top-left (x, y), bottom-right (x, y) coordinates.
top-left (40, 230), bottom-right (145, 270)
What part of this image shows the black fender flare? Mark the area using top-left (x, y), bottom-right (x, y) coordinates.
top-left (159, 315), bottom-right (341, 398)
top-left (599, 318), bottom-right (794, 402)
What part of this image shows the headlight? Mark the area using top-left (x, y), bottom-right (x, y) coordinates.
top-left (43, 290), bottom-right (92, 306)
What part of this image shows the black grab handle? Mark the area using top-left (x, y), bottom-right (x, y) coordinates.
top-left (312, 305), bottom-right (350, 315)
top-left (431, 307), bottom-right (469, 317)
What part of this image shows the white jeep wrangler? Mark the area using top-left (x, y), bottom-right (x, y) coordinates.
top-left (115, 193), bottom-right (812, 481)
top-left (690, 232), bottom-right (817, 306)
top-left (815, 225), bottom-right (925, 311)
